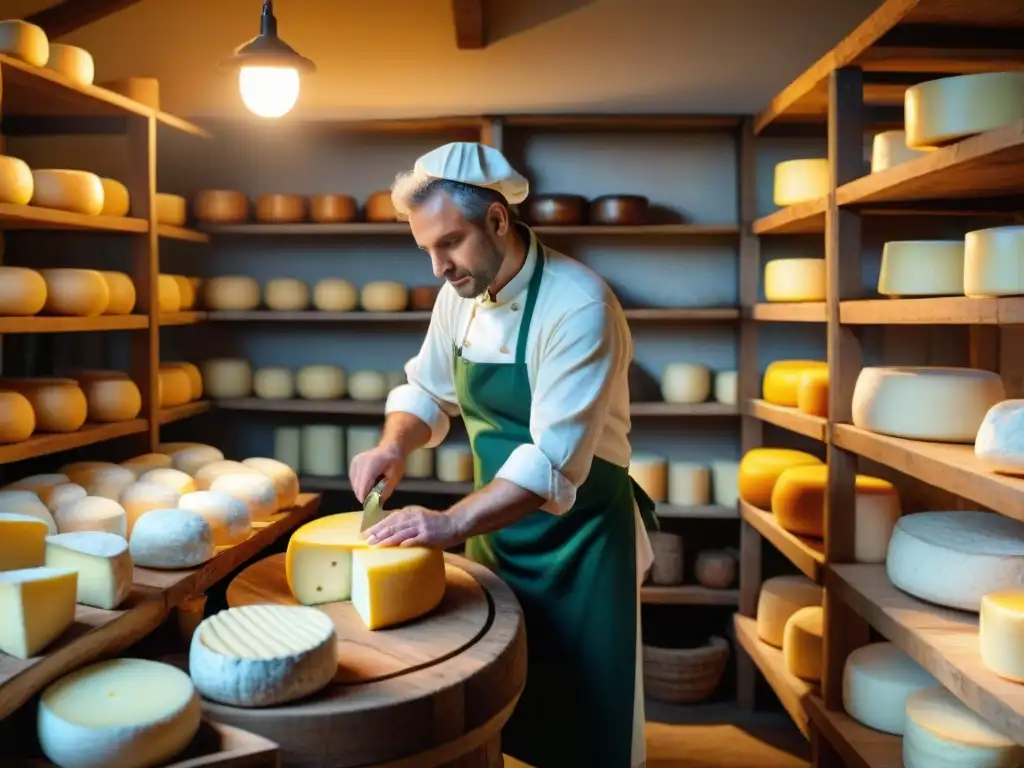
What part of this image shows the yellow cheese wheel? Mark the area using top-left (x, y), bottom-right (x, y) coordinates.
top-left (98, 271), bottom-right (136, 315)
top-left (772, 159), bottom-right (829, 207)
top-left (162, 362), bottom-right (202, 401)
top-left (39, 269), bottom-right (110, 317)
top-left (80, 374), bottom-right (142, 422)
top-left (0, 20), bottom-right (49, 67)
top-left (0, 378), bottom-right (87, 433)
top-left (169, 275), bottom-right (196, 310)
top-left (763, 258), bottom-right (826, 302)
top-left (313, 278), bottom-right (358, 311)
top-left (980, 592), bottom-right (1024, 683)
top-left (265, 278), bottom-right (309, 311)
top-left (155, 193), bottom-right (187, 226)
top-left (204, 276), bottom-right (260, 311)
top-left (31, 170), bottom-right (104, 216)
top-left (905, 72), bottom-right (1024, 149)
top-left (0, 156), bottom-right (34, 206)
top-left (783, 606), bottom-right (824, 682)
top-left (0, 267), bottom-right (47, 316)
top-left (361, 282), bottom-right (408, 312)
top-left (796, 369), bottom-right (829, 417)
top-left (45, 43), bottom-right (94, 86)
top-left (870, 130), bottom-right (928, 172)
top-left (156, 274), bottom-right (182, 313)
top-left (0, 390), bottom-right (36, 444)
top-left (771, 465), bottom-right (896, 538)
top-left (202, 359), bottom-right (252, 399)
top-left (158, 366), bottom-right (193, 408)
top-left (965, 226), bottom-right (1024, 299)
top-left (99, 178), bottom-right (130, 217)
top-left (738, 448), bottom-right (822, 509)
top-left (762, 360), bottom-right (828, 407)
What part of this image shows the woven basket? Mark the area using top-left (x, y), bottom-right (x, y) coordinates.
top-left (642, 636), bottom-right (729, 703)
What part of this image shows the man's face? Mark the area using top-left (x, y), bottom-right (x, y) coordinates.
top-left (409, 193), bottom-right (505, 299)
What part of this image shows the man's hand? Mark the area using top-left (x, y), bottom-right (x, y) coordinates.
top-left (349, 443), bottom-right (405, 502)
top-left (363, 506), bottom-right (463, 549)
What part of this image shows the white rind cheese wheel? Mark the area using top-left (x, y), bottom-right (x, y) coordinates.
top-left (241, 457), bottom-right (299, 509)
top-left (903, 686), bottom-right (1022, 768)
top-left (980, 591), bottom-right (1024, 683)
top-left (194, 460), bottom-right (261, 491)
top-left (179, 491), bottom-right (251, 547)
top-left (301, 425), bottom-right (344, 476)
top-left (661, 363), bottom-right (711, 404)
top-left (130, 508), bottom-right (215, 569)
top-left (54, 497), bottom-right (128, 538)
top-left (772, 159), bottom-right (829, 206)
top-left (0, 490), bottom-right (58, 533)
top-left (711, 461), bottom-right (739, 507)
top-left (0, 512), bottom-right (49, 571)
top-left (253, 367), bottom-right (294, 400)
top-left (120, 453), bottom-right (173, 478)
top-left (189, 604), bottom-right (337, 707)
top-left (4, 473), bottom-right (70, 495)
top-left (171, 445), bottom-right (225, 476)
top-left (361, 281), bottom-right (408, 312)
top-left (274, 427), bottom-right (301, 470)
top-left (98, 271), bottom-right (136, 314)
top-left (764, 258), bottom-right (825, 302)
top-left (0, 266), bottom-right (46, 316)
top-left (346, 426), bottom-right (382, 457)
top-left (45, 43), bottom-right (95, 86)
top-left (756, 575), bottom-right (822, 648)
top-left (887, 511), bottom-right (1024, 612)
top-left (44, 484), bottom-right (87, 515)
top-left (118, 481), bottom-right (181, 536)
top-left (976, 400), bottom-right (1024, 477)
top-left (348, 371), bottom-right (388, 401)
top-left (31, 170), bottom-right (104, 216)
top-left (209, 474), bottom-right (278, 521)
top-left (436, 443), bottom-right (473, 483)
top-left (0, 20), bottom-right (49, 67)
top-left (878, 240), bottom-right (965, 297)
top-left (59, 462), bottom-right (119, 487)
top-left (405, 447), bottom-right (434, 479)
top-left (313, 278), bottom-right (358, 311)
top-left (0, 566), bottom-right (76, 659)
top-left (713, 370), bottom-right (737, 405)
top-left (782, 605), bottom-right (823, 682)
top-left (83, 466), bottom-right (136, 501)
top-left (154, 193), bottom-right (187, 226)
top-left (39, 269), bottom-right (110, 317)
top-left (45, 531), bottom-right (133, 610)
top-left (629, 453), bottom-right (667, 503)
top-left (204, 276), bottom-right (260, 310)
top-left (37, 658), bottom-right (202, 768)
top-left (202, 358), bottom-right (253, 399)
top-left (296, 365), bottom-right (346, 400)
top-left (852, 366), bottom-right (1005, 443)
top-left (265, 278), bottom-right (310, 311)
top-left (905, 72), bottom-right (1024, 148)
top-left (157, 274), bottom-right (182, 313)
top-left (667, 462), bottom-right (710, 507)
top-left (139, 468), bottom-right (197, 496)
top-left (0, 390), bottom-right (35, 444)
top-left (842, 642), bottom-right (936, 735)
top-left (870, 130), bottom-right (928, 172)
top-left (964, 226), bottom-right (1024, 298)
top-left (0, 156), bottom-right (35, 206)
top-left (99, 179), bottom-right (130, 217)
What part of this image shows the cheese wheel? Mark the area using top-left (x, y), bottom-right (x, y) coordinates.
top-left (130, 508), bottom-right (215, 569)
top-left (762, 360), bottom-right (828, 407)
top-left (43, 484), bottom-right (87, 515)
top-left (98, 77), bottom-right (160, 108)
top-left (878, 240), bottom-right (965, 297)
top-left (81, 375), bottom-right (141, 422)
top-left (713, 371), bottom-right (737, 406)
top-left (711, 461), bottom-right (739, 507)
top-left (31, 170), bottom-right (104, 216)
top-left (256, 194), bottom-right (305, 223)
top-left (738, 448), bottom-right (822, 508)
top-left (905, 72), bottom-right (1024, 148)
top-left (352, 546), bottom-right (447, 630)
top-left (99, 179), bottom-right (130, 217)
top-left (0, 266), bottom-right (46, 316)
top-left (0, 378), bottom-right (87, 432)
top-left (976, 400), bottom-right (1024, 477)
top-left (170, 275), bottom-right (196, 310)
top-left (0, 490), bottom-right (57, 533)
top-left (852, 366), bottom-right (1005, 443)
top-left (253, 367), bottom-right (294, 400)
top-left (888, 511), bottom-right (1024, 611)
top-left (39, 269), bottom-right (110, 317)
top-left (204, 276), bottom-right (260, 311)
top-left (45, 43), bottom-right (94, 86)
top-left (202, 358), bottom-right (252, 399)
top-left (796, 369), bottom-right (829, 417)
top-left (60, 462), bottom-right (119, 487)
top-left (0, 20), bottom-right (49, 66)
top-left (83, 466), bottom-right (136, 501)
top-left (170, 445), bottom-right (225, 476)
top-left (436, 443), bottom-right (474, 483)
top-left (274, 427), bottom-right (301, 470)
top-left (313, 278), bottom-right (358, 311)
top-left (54, 497), bottom-right (127, 538)
top-left (964, 225), bottom-right (1024, 298)
top-left (0, 390), bottom-right (35, 443)
top-left (156, 274), bottom-right (182, 313)
top-left (763, 258), bottom-right (826, 302)
top-left (157, 366), bottom-right (191, 408)
top-left (3, 474), bottom-right (70, 497)
top-left (194, 189), bottom-right (248, 223)
top-left (0, 512), bottom-right (49, 571)
top-left (870, 130), bottom-right (928, 172)
top-left (155, 193), bottom-right (187, 226)
top-left (194, 461), bottom-right (261, 491)
top-left (189, 605), bottom-right (337, 707)
top-left (980, 591), bottom-right (1024, 683)
top-left (118, 481), bottom-right (181, 536)
top-left (297, 365), bottom-right (345, 400)
top-left (179, 491), bottom-right (251, 547)
top-left (360, 281), bottom-right (408, 312)
top-left (667, 462), bottom-right (710, 506)
top-left (0, 156), bottom-right (35, 206)
top-left (772, 159), bottom-right (828, 206)
top-left (756, 575), bottom-right (822, 648)
top-left (45, 531), bottom-right (133, 610)
top-left (348, 371), bottom-right (388, 401)
top-left (302, 425), bottom-right (344, 476)
top-left (629, 453), bottom-right (667, 503)
top-left (385, 371), bottom-right (407, 390)
top-left (782, 605), bottom-right (823, 682)
top-left (241, 457), bottom-right (299, 509)
top-left (661, 363), bottom-right (711, 404)
top-left (843, 642), bottom-right (936, 735)
top-left (0, 566), bottom-right (77, 659)
top-left (405, 447), bottom-right (434, 479)
top-left (693, 550), bottom-right (736, 589)
top-left (903, 686), bottom-right (1022, 768)
top-left (120, 453), bottom-right (173, 478)
top-left (158, 441), bottom-right (209, 455)
top-left (162, 362), bottom-right (202, 401)
top-left (265, 278), bottom-right (309, 311)
top-left (209, 473), bottom-right (278, 520)
top-left (139, 468), bottom-right (196, 496)
top-left (97, 271), bottom-right (136, 314)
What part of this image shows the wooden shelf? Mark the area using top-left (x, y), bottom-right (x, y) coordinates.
top-left (629, 402), bottom-right (737, 416)
top-left (751, 302), bottom-right (827, 322)
top-left (804, 695), bottom-right (902, 768)
top-left (0, 203), bottom-right (148, 233)
top-left (746, 400), bottom-right (828, 441)
top-left (200, 222), bottom-right (739, 237)
top-left (740, 501), bottom-right (825, 582)
top-left (829, 563), bottom-right (1024, 744)
top-left (832, 424), bottom-right (1024, 522)
top-left (0, 315), bottom-right (148, 334)
top-left (752, 199), bottom-right (826, 235)
top-left (623, 307), bottom-right (740, 321)
top-left (841, 296), bottom-right (1024, 325)
top-left (502, 114), bottom-right (744, 132)
top-left (733, 614), bottom-right (815, 737)
top-left (159, 401), bottom-right (212, 425)
top-left (0, 420), bottom-right (148, 465)
top-left (207, 308), bottom-right (741, 323)
top-left (157, 225), bottom-right (209, 242)
top-left (641, 585), bottom-right (739, 605)
top-left (201, 222), bottom-right (411, 235)
top-left (531, 224), bottom-right (740, 237)
top-left (160, 311), bottom-right (207, 326)
top-left (657, 503), bottom-right (738, 519)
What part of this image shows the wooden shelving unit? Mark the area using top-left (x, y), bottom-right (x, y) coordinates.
top-left (740, 0), bottom-right (1024, 763)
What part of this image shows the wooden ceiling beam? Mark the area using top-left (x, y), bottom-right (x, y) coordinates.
top-left (25, 0), bottom-right (146, 39)
top-left (451, 0), bottom-right (485, 49)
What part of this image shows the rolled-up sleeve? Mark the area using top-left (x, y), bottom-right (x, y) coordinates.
top-left (495, 301), bottom-right (628, 515)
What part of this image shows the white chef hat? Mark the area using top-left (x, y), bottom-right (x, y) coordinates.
top-left (411, 142), bottom-right (529, 204)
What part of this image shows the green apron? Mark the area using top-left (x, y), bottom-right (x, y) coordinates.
top-left (456, 240), bottom-right (658, 767)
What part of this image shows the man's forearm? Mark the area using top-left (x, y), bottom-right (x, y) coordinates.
top-left (448, 478), bottom-right (544, 540)
top-left (379, 411), bottom-right (433, 459)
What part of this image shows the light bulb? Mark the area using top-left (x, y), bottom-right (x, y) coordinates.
top-left (238, 65), bottom-right (300, 118)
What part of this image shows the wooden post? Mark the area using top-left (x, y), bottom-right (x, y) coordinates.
top-left (479, 117), bottom-right (504, 153)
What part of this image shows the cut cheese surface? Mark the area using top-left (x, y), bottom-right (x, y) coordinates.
top-left (54, 497), bottom-right (127, 538)
top-left (976, 399), bottom-right (1024, 477)
top-left (179, 491), bottom-right (252, 547)
top-left (980, 591), bottom-right (1024, 683)
top-left (352, 546), bottom-right (447, 630)
top-left (870, 130), bottom-right (928, 172)
top-left (904, 72), bottom-right (1024, 148)
top-left (0, 512), bottom-right (49, 571)
top-left (964, 225), bottom-right (1024, 299)
top-left (241, 457), bottom-right (299, 509)
top-left (118, 481), bottom-right (181, 536)
top-left (756, 575), bottom-right (822, 648)
top-left (287, 512), bottom-right (367, 604)
top-left (209, 473), bottom-right (278, 520)
top-left (0, 490), bottom-right (58, 533)
top-left (0, 19), bottom-right (49, 67)
top-left (139, 467), bottom-right (196, 496)
top-left (0, 566), bottom-right (77, 659)
top-left (763, 258), bottom-right (825, 302)
top-left (32, 171), bottom-right (105, 217)
top-left (0, 265), bottom-right (46, 315)
top-left (852, 366), bottom-right (1005, 443)
top-left (661, 363), bottom-right (711, 404)
top-left (38, 658), bottom-right (201, 768)
top-left (45, 531), bottom-right (133, 610)
top-left (796, 369), bottom-right (829, 417)
top-left (842, 642), bottom-right (936, 735)
top-left (129, 508), bottom-right (215, 569)
top-left (772, 159), bottom-right (828, 206)
top-left (762, 360), bottom-right (828, 407)
top-left (781, 605), bottom-right (822, 682)
top-left (878, 240), bottom-right (964, 297)
top-left (630, 453), bottom-right (668, 503)
top-left (189, 604), bottom-right (337, 707)
top-left (887, 511), bottom-right (1024, 612)
top-left (738, 448), bottom-right (822, 509)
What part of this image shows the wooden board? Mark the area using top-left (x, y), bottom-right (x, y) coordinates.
top-left (804, 695), bottom-right (902, 768)
top-left (226, 553), bottom-right (491, 685)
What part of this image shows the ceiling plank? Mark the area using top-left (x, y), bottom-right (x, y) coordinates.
top-left (451, 0), bottom-right (485, 49)
top-left (25, 0), bottom-right (146, 39)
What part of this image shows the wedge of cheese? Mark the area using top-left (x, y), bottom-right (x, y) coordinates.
top-left (45, 531), bottom-right (133, 610)
top-left (0, 566), bottom-right (77, 658)
top-left (0, 512), bottom-right (50, 571)
top-left (286, 512), bottom-right (367, 604)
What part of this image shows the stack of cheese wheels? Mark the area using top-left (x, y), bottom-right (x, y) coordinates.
top-left (713, 371), bottom-right (737, 405)
top-left (852, 366), bottom-right (1005, 443)
top-left (796, 369), bottom-right (828, 417)
top-left (194, 189), bottom-right (248, 223)
top-left (0, 155), bottom-right (34, 206)
top-left (204, 276), bottom-right (260, 310)
top-left (661, 363), bottom-right (711, 403)
top-left (981, 591), bottom-right (1024, 683)
top-left (437, 442), bottom-right (473, 483)
top-left (877, 240), bottom-right (964, 297)
top-left (0, 19), bottom-right (50, 67)
top-left (782, 605), bottom-right (823, 681)
top-left (99, 178), bottom-right (130, 216)
top-left (99, 271), bottom-right (136, 314)
top-left (313, 278), bottom-right (358, 311)
top-left (886, 511), bottom-right (1024, 611)
top-left (296, 365), bottom-right (345, 399)
top-left (870, 130), bottom-right (927, 172)
top-left (965, 225), bottom-right (1024, 298)
top-left (301, 425), bottom-right (344, 476)
top-left (903, 687), bottom-right (1022, 767)
top-left (0, 378), bottom-right (87, 433)
top-left (667, 462), bottom-right (709, 506)
top-left (738, 447), bottom-right (822, 508)
top-left (202, 358), bottom-right (253, 399)
top-left (265, 277), bottom-right (310, 311)
top-left (975, 399), bottom-right (1024, 476)
top-left (45, 43), bottom-right (94, 86)
top-left (0, 566), bottom-right (77, 659)
top-left (39, 269), bottom-right (110, 316)
top-left (75, 370), bottom-right (142, 422)
top-left (0, 266), bottom-right (46, 316)
top-left (763, 258), bottom-right (825, 302)
top-left (157, 273), bottom-right (183, 313)
top-left (904, 72), bottom-right (1024, 149)
top-left (755, 575), bottom-right (821, 647)
top-left (842, 642), bottom-right (936, 734)
top-left (762, 360), bottom-right (828, 408)
top-left (772, 159), bottom-right (828, 206)
top-left (361, 281), bottom-right (409, 312)
top-left (629, 454), bottom-right (667, 503)
top-left (254, 366), bottom-right (294, 399)
top-left (31, 170), bottom-right (105, 216)
top-left (155, 193), bottom-right (187, 226)
top-left (0, 390), bottom-right (36, 444)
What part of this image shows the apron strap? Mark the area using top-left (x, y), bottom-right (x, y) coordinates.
top-left (515, 231), bottom-right (546, 365)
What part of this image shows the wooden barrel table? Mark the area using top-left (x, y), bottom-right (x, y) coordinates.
top-left (204, 552), bottom-right (526, 768)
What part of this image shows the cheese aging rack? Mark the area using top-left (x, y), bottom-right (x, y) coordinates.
top-left (734, 0), bottom-right (1024, 765)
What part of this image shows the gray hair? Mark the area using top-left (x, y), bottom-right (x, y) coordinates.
top-left (390, 173), bottom-right (509, 224)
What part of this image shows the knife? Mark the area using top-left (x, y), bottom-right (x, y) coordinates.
top-left (360, 476), bottom-right (391, 532)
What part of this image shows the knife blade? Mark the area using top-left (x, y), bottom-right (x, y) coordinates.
top-left (360, 476), bottom-right (391, 532)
